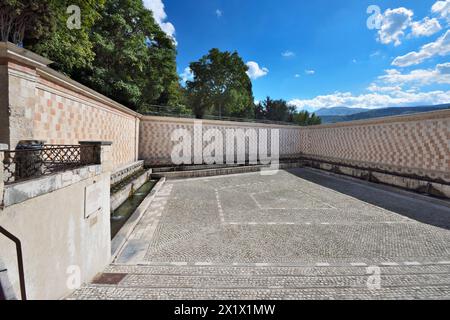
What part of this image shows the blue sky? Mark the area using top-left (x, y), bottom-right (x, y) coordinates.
top-left (144, 0), bottom-right (450, 111)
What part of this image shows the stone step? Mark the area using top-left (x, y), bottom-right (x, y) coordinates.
top-left (113, 273), bottom-right (450, 289)
top-left (151, 162), bottom-right (303, 179)
top-left (70, 263), bottom-right (450, 299)
top-left (151, 159), bottom-right (304, 174)
top-left (104, 263), bottom-right (450, 277)
top-left (152, 164), bottom-right (244, 173)
top-left (102, 263), bottom-right (450, 289)
top-left (70, 285), bottom-right (450, 300)
top-left (151, 164), bottom-right (270, 179)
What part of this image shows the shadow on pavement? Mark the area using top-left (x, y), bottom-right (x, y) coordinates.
top-left (287, 167), bottom-right (450, 231)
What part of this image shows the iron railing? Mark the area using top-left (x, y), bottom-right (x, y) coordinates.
top-left (0, 226), bottom-right (26, 300)
top-left (2, 144), bottom-right (99, 184)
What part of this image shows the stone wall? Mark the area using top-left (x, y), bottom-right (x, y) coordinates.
top-left (139, 111), bottom-right (450, 183)
top-left (301, 110), bottom-right (450, 183)
top-left (1, 42), bottom-right (448, 183)
top-left (139, 116), bottom-right (304, 165)
top-left (0, 144), bottom-right (112, 300)
top-left (0, 42), bottom-right (140, 170)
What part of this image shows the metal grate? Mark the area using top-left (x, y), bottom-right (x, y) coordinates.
top-left (2, 145), bottom-right (99, 184)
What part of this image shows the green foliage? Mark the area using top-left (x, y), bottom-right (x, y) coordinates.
top-left (0, 0), bottom-right (54, 44)
top-left (79, 0), bottom-right (181, 110)
top-left (186, 48), bottom-right (254, 119)
top-left (1, 1), bottom-right (319, 125)
top-left (293, 110), bottom-right (322, 126)
top-left (258, 97), bottom-right (296, 122)
top-left (23, 1), bottom-right (105, 74)
top-left (2, 0), bottom-right (183, 111)
top-left (256, 97), bottom-right (322, 125)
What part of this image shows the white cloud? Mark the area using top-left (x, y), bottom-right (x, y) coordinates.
top-left (305, 70), bottom-right (315, 75)
top-left (143, 0), bottom-right (177, 44)
top-left (432, 0), bottom-right (450, 22)
top-left (215, 9), bottom-right (223, 18)
top-left (294, 74), bottom-right (301, 78)
top-left (180, 67), bottom-right (193, 83)
top-left (437, 61), bottom-right (450, 73)
top-left (288, 90), bottom-right (450, 111)
top-left (377, 7), bottom-right (414, 46)
top-left (281, 51), bottom-right (295, 57)
top-left (392, 30), bottom-right (450, 67)
top-left (411, 17), bottom-right (442, 37)
top-left (289, 60), bottom-right (450, 112)
top-left (370, 51), bottom-right (381, 58)
top-left (246, 61), bottom-right (269, 79)
top-left (378, 63), bottom-right (450, 86)
top-left (367, 84), bottom-right (402, 92)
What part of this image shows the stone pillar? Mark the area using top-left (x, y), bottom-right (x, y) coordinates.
top-left (0, 144), bottom-right (8, 207)
top-left (79, 141), bottom-right (113, 173)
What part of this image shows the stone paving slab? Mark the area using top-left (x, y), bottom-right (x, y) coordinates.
top-left (71, 168), bottom-right (450, 299)
top-left (71, 285), bottom-right (450, 300)
top-left (119, 273), bottom-right (450, 288)
top-left (103, 264), bottom-right (450, 276)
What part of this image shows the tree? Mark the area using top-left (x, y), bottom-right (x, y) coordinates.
top-left (1, 1), bottom-right (103, 74)
top-left (255, 97), bottom-right (322, 125)
top-left (26, 0), bottom-right (105, 75)
top-left (186, 48), bottom-right (254, 119)
top-left (0, 0), bottom-right (54, 44)
top-left (293, 110), bottom-right (322, 126)
top-left (254, 101), bottom-right (266, 120)
top-left (308, 112), bottom-right (322, 125)
top-left (259, 97), bottom-right (296, 122)
top-left (74, 0), bottom-right (181, 111)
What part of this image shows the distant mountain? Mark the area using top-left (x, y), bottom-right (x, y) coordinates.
top-left (315, 107), bottom-right (368, 116)
top-left (320, 104), bottom-right (450, 124)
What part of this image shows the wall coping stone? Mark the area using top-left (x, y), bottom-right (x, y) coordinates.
top-left (304, 108), bottom-right (450, 129)
top-left (112, 160), bottom-right (144, 175)
top-left (0, 42), bottom-right (141, 119)
top-left (0, 42), bottom-right (52, 67)
top-left (2, 42), bottom-right (448, 131)
top-left (37, 67), bottom-right (141, 119)
top-left (79, 141), bottom-right (113, 146)
top-left (140, 115), bottom-right (306, 129)
top-left (2, 165), bottom-right (102, 207)
top-left (141, 108), bottom-right (450, 130)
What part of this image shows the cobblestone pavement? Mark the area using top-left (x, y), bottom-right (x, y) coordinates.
top-left (70, 168), bottom-right (450, 300)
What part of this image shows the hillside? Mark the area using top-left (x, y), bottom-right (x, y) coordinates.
top-left (320, 104), bottom-right (450, 124)
top-left (316, 107), bottom-right (368, 116)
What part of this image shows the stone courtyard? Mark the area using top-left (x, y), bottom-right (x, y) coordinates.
top-left (70, 168), bottom-right (450, 300)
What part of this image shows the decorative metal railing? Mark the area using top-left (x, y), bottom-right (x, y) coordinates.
top-left (2, 145), bottom-right (99, 184)
top-left (0, 226), bottom-right (26, 300)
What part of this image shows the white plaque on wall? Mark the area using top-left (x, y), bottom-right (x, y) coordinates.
top-left (84, 181), bottom-right (103, 219)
